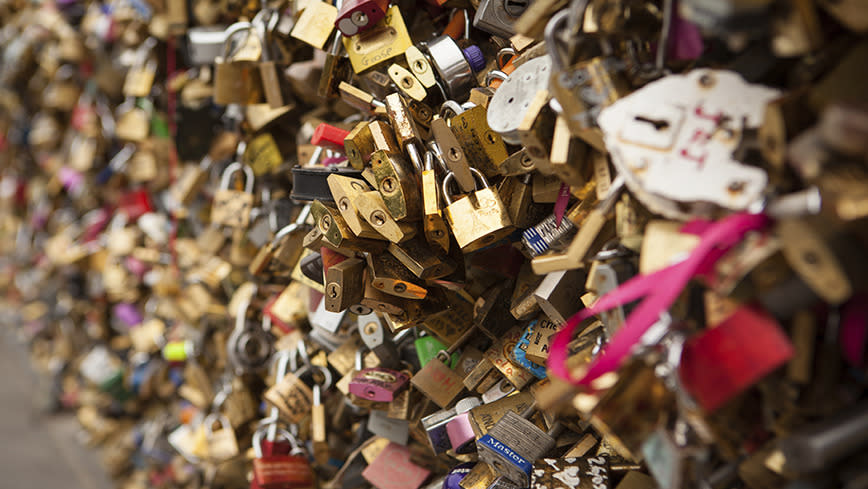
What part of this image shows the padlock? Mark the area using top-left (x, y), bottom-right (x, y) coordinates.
top-left (202, 413), bottom-right (240, 462)
top-left (226, 295), bottom-right (274, 374)
top-left (423, 35), bottom-right (480, 101)
top-left (477, 407), bottom-right (562, 486)
top-left (442, 168), bottom-right (514, 253)
top-left (212, 162), bottom-right (255, 228)
top-left (421, 150), bottom-right (451, 254)
top-left (123, 37), bottom-right (158, 98)
top-left (531, 456), bottom-right (612, 489)
top-left (361, 442), bottom-right (431, 489)
top-left (349, 344), bottom-right (410, 402)
top-left (253, 9), bottom-right (293, 109)
top-left (214, 22), bottom-right (265, 105)
top-left (445, 105), bottom-right (509, 179)
top-left (370, 149), bottom-right (422, 222)
top-left (324, 257), bottom-right (366, 312)
top-left (290, 0), bottom-right (338, 49)
top-left (252, 425), bottom-right (314, 489)
top-left (342, 5), bottom-right (412, 73)
top-left (335, 0), bottom-right (389, 37)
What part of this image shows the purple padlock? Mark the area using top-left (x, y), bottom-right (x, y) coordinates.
top-left (348, 368), bottom-right (410, 403)
top-left (443, 462), bottom-right (475, 489)
top-left (113, 302), bottom-right (143, 328)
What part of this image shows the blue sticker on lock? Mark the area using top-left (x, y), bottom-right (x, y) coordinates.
top-left (479, 435), bottom-right (533, 475)
top-left (511, 322), bottom-right (547, 379)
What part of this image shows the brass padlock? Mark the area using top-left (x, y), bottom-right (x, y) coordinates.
top-left (211, 162), bottom-right (255, 228)
top-left (214, 22), bottom-right (265, 105)
top-left (123, 37), bottom-right (158, 98)
top-left (442, 168), bottom-right (514, 253)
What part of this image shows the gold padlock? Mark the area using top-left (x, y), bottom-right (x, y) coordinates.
top-left (211, 162), bottom-right (255, 228)
top-left (214, 22), bottom-right (265, 106)
top-left (442, 168), bottom-right (514, 253)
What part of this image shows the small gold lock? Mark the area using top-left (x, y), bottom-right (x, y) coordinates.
top-left (442, 168), bottom-right (514, 253)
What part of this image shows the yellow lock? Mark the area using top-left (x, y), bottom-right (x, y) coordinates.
top-left (442, 168), bottom-right (514, 253)
top-left (343, 5), bottom-right (412, 74)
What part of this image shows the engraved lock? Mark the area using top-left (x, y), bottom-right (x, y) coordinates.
top-left (449, 104), bottom-right (510, 178)
top-left (442, 168), bottom-right (514, 253)
top-left (226, 296), bottom-right (274, 374)
top-left (212, 162), bottom-right (255, 228)
top-left (349, 356), bottom-right (410, 403)
top-left (477, 407), bottom-right (561, 487)
top-left (123, 37), bottom-right (159, 98)
top-left (531, 456), bottom-right (612, 489)
top-left (214, 22), bottom-right (265, 105)
top-left (335, 0), bottom-right (389, 37)
top-left (252, 424), bottom-right (314, 489)
top-left (343, 5), bottom-right (413, 74)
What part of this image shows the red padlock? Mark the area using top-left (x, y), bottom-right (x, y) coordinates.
top-left (362, 442), bottom-right (431, 489)
top-left (679, 305), bottom-right (794, 412)
top-left (251, 426), bottom-right (314, 489)
top-left (334, 0), bottom-right (390, 37)
top-left (311, 123), bottom-right (351, 150)
top-left (118, 188), bottom-right (154, 221)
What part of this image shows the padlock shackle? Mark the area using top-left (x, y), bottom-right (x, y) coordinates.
top-left (253, 423), bottom-right (304, 457)
top-left (219, 162), bottom-right (255, 193)
top-left (545, 0), bottom-right (591, 73)
top-left (441, 167), bottom-right (488, 206)
top-left (203, 413), bottom-right (233, 438)
top-left (439, 100), bottom-right (465, 119)
top-left (269, 204), bottom-right (312, 246)
top-left (221, 22), bottom-right (255, 59)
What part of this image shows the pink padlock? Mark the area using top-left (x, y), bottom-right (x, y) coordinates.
top-left (446, 397), bottom-right (480, 454)
top-left (348, 367), bottom-right (410, 403)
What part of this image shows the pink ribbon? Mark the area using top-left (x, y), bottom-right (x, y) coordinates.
top-left (547, 212), bottom-right (770, 386)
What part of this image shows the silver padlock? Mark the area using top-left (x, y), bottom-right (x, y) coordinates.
top-left (422, 35), bottom-right (479, 101)
top-left (185, 26), bottom-right (230, 66)
top-left (473, 0), bottom-right (529, 39)
top-left (477, 407), bottom-right (562, 486)
top-left (486, 55), bottom-right (553, 144)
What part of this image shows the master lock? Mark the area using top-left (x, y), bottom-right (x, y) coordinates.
top-left (477, 408), bottom-right (562, 487)
top-left (442, 168), bottom-right (514, 253)
top-left (423, 35), bottom-right (484, 101)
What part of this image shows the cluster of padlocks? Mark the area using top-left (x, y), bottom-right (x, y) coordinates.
top-left (1, 0), bottom-right (867, 488)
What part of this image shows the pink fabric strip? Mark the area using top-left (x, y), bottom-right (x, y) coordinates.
top-left (547, 212), bottom-right (769, 386)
